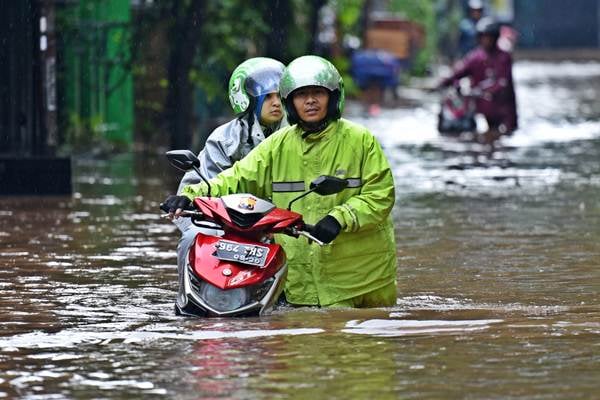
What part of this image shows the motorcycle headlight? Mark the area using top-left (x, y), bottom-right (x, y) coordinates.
top-left (199, 282), bottom-right (250, 312)
top-left (195, 277), bottom-right (276, 313)
top-left (249, 277), bottom-right (275, 302)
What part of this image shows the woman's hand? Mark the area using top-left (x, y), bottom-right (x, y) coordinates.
top-left (161, 195), bottom-right (192, 218)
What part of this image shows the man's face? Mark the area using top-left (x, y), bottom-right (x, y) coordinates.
top-left (292, 86), bottom-right (329, 123)
top-left (259, 92), bottom-right (283, 125)
top-left (478, 33), bottom-right (496, 51)
top-left (469, 8), bottom-right (482, 20)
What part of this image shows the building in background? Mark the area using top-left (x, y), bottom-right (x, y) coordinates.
top-left (461, 0), bottom-right (600, 49)
top-left (0, 0), bottom-right (71, 195)
top-left (513, 0), bottom-right (600, 49)
top-left (0, 0), bottom-right (134, 195)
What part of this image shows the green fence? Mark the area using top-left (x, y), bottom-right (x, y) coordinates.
top-left (59, 0), bottom-right (133, 148)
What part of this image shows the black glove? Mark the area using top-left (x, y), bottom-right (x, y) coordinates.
top-left (161, 195), bottom-right (192, 213)
top-left (311, 215), bottom-right (342, 244)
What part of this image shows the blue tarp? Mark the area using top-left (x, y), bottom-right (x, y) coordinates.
top-left (350, 49), bottom-right (402, 89)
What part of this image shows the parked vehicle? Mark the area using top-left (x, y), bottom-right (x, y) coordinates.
top-left (161, 150), bottom-right (347, 317)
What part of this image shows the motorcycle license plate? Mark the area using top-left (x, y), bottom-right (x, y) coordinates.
top-left (215, 240), bottom-right (269, 267)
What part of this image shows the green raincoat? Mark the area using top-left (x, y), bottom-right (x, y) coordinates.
top-left (182, 118), bottom-right (397, 306)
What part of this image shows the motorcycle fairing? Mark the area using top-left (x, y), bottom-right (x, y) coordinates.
top-left (190, 232), bottom-right (287, 290)
top-left (193, 196), bottom-right (303, 233)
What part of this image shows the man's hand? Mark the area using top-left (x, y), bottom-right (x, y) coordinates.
top-left (161, 195), bottom-right (192, 218)
top-left (310, 215), bottom-right (342, 244)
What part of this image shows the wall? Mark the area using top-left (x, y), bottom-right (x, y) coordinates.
top-left (514, 0), bottom-right (600, 48)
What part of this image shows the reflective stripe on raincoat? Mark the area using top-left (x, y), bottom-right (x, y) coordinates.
top-left (182, 118), bottom-right (397, 306)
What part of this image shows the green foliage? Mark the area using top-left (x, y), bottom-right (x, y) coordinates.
top-left (58, 0), bottom-right (443, 148)
top-left (332, 0), bottom-right (366, 97)
top-left (336, 0), bottom-right (364, 29)
top-left (64, 113), bottom-right (108, 150)
top-left (287, 0), bottom-right (316, 60)
top-left (190, 1), bottom-right (269, 107)
top-left (435, 0), bottom-right (463, 62)
top-left (388, 0), bottom-right (437, 76)
top-left (331, 55), bottom-right (359, 97)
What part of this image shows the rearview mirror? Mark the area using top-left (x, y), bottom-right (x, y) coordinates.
top-left (165, 149), bottom-right (211, 197)
top-left (287, 175), bottom-right (348, 210)
top-left (166, 150), bottom-right (199, 172)
top-left (310, 176), bottom-right (348, 196)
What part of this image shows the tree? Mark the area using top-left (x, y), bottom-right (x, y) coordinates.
top-left (164, 0), bottom-right (207, 149)
top-left (134, 0), bottom-right (332, 149)
top-left (264, 0), bottom-right (293, 62)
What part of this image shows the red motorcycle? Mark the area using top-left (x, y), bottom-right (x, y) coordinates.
top-left (162, 150), bottom-right (347, 317)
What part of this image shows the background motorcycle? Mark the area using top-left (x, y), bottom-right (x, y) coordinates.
top-left (437, 83), bottom-right (478, 137)
top-left (162, 150), bottom-right (347, 317)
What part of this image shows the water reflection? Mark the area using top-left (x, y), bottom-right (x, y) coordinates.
top-left (1, 60), bottom-right (599, 398)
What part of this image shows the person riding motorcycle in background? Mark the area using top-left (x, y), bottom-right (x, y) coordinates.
top-left (458, 0), bottom-right (485, 57)
top-left (171, 57), bottom-right (286, 313)
top-left (165, 55), bottom-right (398, 308)
top-left (438, 17), bottom-right (518, 143)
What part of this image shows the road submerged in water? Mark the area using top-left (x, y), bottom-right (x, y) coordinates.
top-left (1, 60), bottom-right (599, 399)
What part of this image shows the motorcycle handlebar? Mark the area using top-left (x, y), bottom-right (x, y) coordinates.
top-left (159, 204), bottom-right (321, 245)
top-left (159, 202), bottom-right (170, 213)
top-left (291, 224), bottom-right (324, 246)
top-left (298, 230), bottom-right (325, 246)
top-left (159, 208), bottom-right (203, 219)
top-left (159, 201), bottom-right (199, 214)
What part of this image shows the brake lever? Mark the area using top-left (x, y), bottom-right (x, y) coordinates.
top-left (297, 230), bottom-right (324, 246)
top-left (160, 210), bottom-right (203, 219)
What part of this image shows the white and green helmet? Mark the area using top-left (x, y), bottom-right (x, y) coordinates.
top-left (228, 57), bottom-right (285, 116)
top-left (280, 55), bottom-right (345, 122)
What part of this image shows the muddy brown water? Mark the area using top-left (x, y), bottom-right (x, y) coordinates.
top-left (1, 61), bottom-right (599, 399)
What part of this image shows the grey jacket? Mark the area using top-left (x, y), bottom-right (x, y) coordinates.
top-left (177, 116), bottom-right (285, 194)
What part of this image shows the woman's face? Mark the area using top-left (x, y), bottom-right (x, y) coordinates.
top-left (292, 86), bottom-right (330, 123)
top-left (259, 92), bottom-right (283, 125)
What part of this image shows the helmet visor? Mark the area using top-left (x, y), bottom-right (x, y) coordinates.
top-left (245, 69), bottom-right (282, 97)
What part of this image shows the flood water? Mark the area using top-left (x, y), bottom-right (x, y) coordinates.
top-left (1, 60), bottom-right (599, 399)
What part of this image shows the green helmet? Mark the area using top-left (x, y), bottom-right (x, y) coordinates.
top-left (280, 55), bottom-right (345, 124)
top-left (228, 57), bottom-right (285, 116)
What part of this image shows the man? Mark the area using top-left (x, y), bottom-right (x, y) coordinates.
top-left (165, 55), bottom-right (397, 308)
top-left (458, 0), bottom-right (484, 57)
top-left (172, 57), bottom-right (286, 314)
top-left (439, 17), bottom-right (518, 142)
